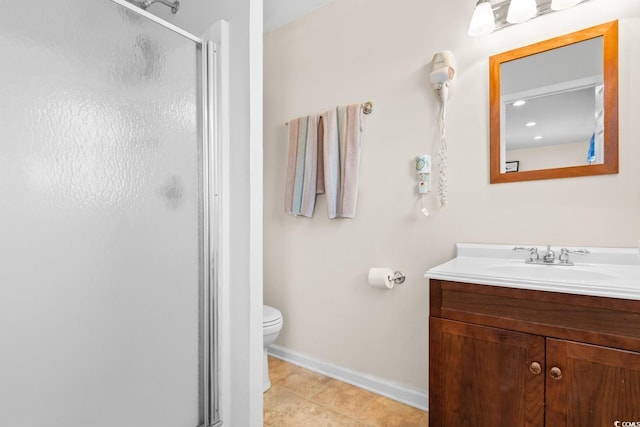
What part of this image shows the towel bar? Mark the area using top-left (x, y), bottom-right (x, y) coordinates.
top-left (285, 102), bottom-right (373, 126)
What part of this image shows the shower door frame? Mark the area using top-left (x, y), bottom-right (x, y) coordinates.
top-left (107, 2), bottom-right (227, 426)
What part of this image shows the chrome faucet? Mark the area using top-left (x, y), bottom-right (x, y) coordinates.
top-left (513, 245), bottom-right (590, 266)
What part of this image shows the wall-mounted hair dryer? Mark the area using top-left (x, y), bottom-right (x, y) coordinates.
top-left (429, 51), bottom-right (456, 104)
top-left (429, 50), bottom-right (456, 209)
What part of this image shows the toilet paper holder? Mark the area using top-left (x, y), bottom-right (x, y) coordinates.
top-left (389, 271), bottom-right (406, 285)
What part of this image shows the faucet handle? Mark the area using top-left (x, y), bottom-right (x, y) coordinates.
top-left (559, 248), bottom-right (590, 265)
top-left (566, 248), bottom-right (590, 255)
top-left (513, 246), bottom-right (539, 262)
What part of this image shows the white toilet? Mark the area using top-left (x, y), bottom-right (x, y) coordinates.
top-left (262, 305), bottom-right (283, 392)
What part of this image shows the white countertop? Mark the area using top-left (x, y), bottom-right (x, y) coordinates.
top-left (425, 243), bottom-right (640, 301)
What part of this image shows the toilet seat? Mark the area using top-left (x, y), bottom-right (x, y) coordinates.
top-left (263, 305), bottom-right (282, 328)
top-left (262, 304), bottom-right (283, 392)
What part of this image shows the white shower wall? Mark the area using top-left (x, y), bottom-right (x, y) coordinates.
top-left (0, 1), bottom-right (205, 425)
top-left (158, 0), bottom-right (266, 424)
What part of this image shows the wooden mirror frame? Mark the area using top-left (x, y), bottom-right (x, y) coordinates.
top-left (489, 21), bottom-right (618, 184)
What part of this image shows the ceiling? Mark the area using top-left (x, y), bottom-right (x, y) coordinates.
top-left (264, 0), bottom-right (335, 32)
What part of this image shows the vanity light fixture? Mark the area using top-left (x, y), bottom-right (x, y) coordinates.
top-left (468, 0), bottom-right (496, 36)
top-left (507, 0), bottom-right (537, 24)
top-left (468, 0), bottom-right (592, 37)
top-left (526, 121), bottom-right (536, 127)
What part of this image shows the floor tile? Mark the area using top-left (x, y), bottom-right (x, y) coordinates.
top-left (284, 403), bottom-right (368, 427)
top-left (264, 384), bottom-right (365, 427)
top-left (358, 395), bottom-right (429, 427)
top-left (311, 378), bottom-right (378, 418)
top-left (264, 357), bottom-right (428, 427)
top-left (274, 363), bottom-right (333, 398)
top-left (268, 356), bottom-right (299, 384)
top-left (263, 385), bottom-right (309, 425)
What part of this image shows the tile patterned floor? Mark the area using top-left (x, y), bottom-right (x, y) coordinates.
top-left (264, 356), bottom-right (429, 427)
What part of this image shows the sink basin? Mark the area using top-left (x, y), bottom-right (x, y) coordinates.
top-left (487, 264), bottom-right (617, 281)
top-left (425, 243), bottom-right (640, 301)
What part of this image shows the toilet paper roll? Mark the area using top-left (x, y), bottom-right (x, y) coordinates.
top-left (368, 268), bottom-right (395, 289)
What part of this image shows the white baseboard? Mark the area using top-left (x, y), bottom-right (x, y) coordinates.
top-left (267, 344), bottom-right (428, 411)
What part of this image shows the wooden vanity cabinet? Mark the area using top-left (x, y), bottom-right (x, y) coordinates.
top-left (429, 279), bottom-right (640, 427)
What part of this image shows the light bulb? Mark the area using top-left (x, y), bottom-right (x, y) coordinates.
top-left (507, 0), bottom-right (537, 24)
top-left (468, 0), bottom-right (496, 37)
top-left (550, 0), bottom-right (584, 10)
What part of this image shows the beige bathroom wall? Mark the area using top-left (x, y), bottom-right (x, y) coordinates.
top-left (263, 0), bottom-right (640, 395)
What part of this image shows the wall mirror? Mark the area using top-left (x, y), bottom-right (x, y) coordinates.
top-left (490, 21), bottom-right (618, 183)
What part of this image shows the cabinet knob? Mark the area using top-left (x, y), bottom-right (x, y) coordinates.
top-left (550, 366), bottom-right (563, 380)
top-left (529, 361), bottom-right (542, 375)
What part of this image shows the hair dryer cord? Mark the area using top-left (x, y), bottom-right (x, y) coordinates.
top-left (438, 101), bottom-right (448, 208)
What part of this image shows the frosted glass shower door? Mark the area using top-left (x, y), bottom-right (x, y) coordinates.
top-left (0, 1), bottom-right (208, 426)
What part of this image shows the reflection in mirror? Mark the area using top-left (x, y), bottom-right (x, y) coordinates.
top-left (503, 38), bottom-right (603, 172)
top-left (490, 21), bottom-right (618, 183)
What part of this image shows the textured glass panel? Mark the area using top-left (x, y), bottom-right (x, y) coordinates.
top-left (0, 1), bottom-right (202, 426)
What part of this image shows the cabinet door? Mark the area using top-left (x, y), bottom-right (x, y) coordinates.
top-left (430, 318), bottom-right (545, 427)
top-left (546, 339), bottom-right (640, 427)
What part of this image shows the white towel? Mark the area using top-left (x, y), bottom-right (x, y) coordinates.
top-left (321, 104), bottom-right (365, 219)
top-left (320, 108), bottom-right (339, 218)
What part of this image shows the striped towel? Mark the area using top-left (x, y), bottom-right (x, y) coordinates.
top-left (321, 104), bottom-right (365, 219)
top-left (285, 115), bottom-right (320, 217)
top-left (285, 104), bottom-right (365, 219)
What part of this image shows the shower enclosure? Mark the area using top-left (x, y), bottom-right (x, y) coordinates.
top-left (0, 0), bottom-right (221, 426)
